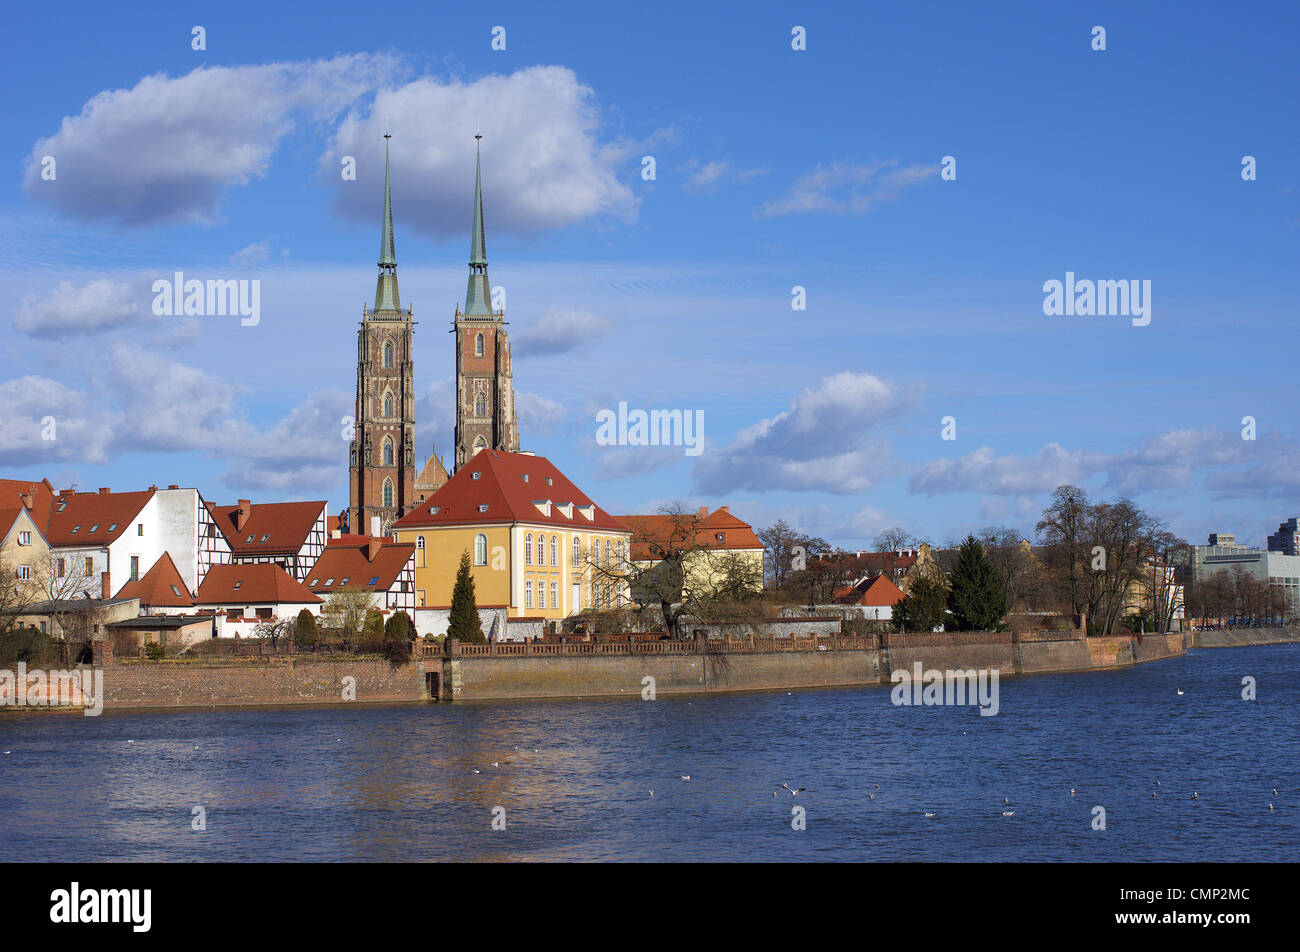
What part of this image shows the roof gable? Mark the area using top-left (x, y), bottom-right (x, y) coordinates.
top-left (115, 552), bottom-right (194, 607)
top-left (208, 500), bottom-right (326, 554)
top-left (394, 451), bottom-right (626, 532)
top-left (194, 563), bottom-right (322, 605)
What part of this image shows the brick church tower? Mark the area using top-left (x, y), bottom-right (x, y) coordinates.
top-left (347, 136), bottom-right (416, 537)
top-left (453, 135), bottom-right (519, 472)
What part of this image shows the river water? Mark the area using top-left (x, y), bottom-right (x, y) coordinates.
top-left (1, 644), bottom-right (1296, 861)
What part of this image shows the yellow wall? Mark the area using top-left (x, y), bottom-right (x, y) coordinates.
top-left (2, 510), bottom-right (49, 605)
top-left (396, 521), bottom-right (630, 621)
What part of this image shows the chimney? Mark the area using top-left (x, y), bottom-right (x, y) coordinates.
top-left (101, 571), bottom-right (111, 600)
top-left (719, 505), bottom-right (729, 513)
top-left (18, 491), bottom-right (33, 510)
top-left (366, 538), bottom-right (383, 561)
top-left (331, 529), bottom-right (341, 540)
top-left (167, 484), bottom-right (179, 490)
top-left (370, 514), bottom-right (381, 538)
top-left (98, 487), bottom-right (111, 495)
top-left (234, 500), bottom-right (252, 531)
top-left (697, 507), bottom-right (708, 518)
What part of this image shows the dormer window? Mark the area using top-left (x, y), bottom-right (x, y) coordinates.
top-left (326, 577), bottom-right (335, 586)
top-left (368, 576), bottom-right (380, 586)
top-left (478, 504), bottom-right (489, 512)
top-left (260, 534), bottom-right (269, 542)
top-left (522, 474), bottom-right (529, 483)
top-left (546, 477), bottom-right (553, 486)
top-left (309, 579), bottom-right (318, 587)
top-left (245, 534), bottom-right (254, 543)
top-left (578, 505), bottom-right (594, 521)
top-left (170, 585), bottom-right (183, 597)
top-left (70, 526), bottom-right (79, 534)
top-left (715, 533), bottom-right (725, 543)
top-left (340, 577), bottom-right (349, 585)
top-left (56, 501), bottom-right (67, 512)
top-left (90, 524), bottom-right (99, 533)
top-left (233, 581), bottom-right (243, 590)
top-left (430, 506), bottom-right (440, 515)
top-left (471, 472), bottom-right (481, 480)
top-left (108, 523), bottom-right (117, 532)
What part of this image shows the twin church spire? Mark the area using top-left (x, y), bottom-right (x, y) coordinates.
top-left (373, 134), bottom-right (401, 313)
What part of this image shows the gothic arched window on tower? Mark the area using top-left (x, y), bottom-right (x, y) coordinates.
top-left (382, 438), bottom-right (394, 466)
top-left (475, 392), bottom-right (485, 417)
top-left (382, 479), bottom-right (394, 508)
top-left (384, 393), bottom-right (394, 417)
top-left (473, 436), bottom-right (486, 456)
top-left (383, 340), bottom-right (394, 368)
top-left (475, 333), bottom-right (484, 357)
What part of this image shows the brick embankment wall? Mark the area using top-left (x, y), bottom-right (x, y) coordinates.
top-left (101, 658), bottom-right (427, 710)
top-left (1087, 635), bottom-right (1136, 669)
top-left (443, 649), bottom-right (881, 701)
top-left (1134, 632), bottom-right (1188, 662)
top-left (1016, 638), bottom-right (1094, 674)
top-left (883, 632), bottom-right (1016, 679)
top-left (1192, 627), bottom-right (1300, 648)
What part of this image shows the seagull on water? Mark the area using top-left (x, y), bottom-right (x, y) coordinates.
top-left (1273, 788), bottom-right (1279, 796)
top-left (1177, 690), bottom-right (1184, 696)
top-left (1001, 811), bottom-right (1015, 817)
top-left (869, 793), bottom-right (876, 799)
top-left (680, 775), bottom-right (691, 781)
top-left (1070, 788), bottom-right (1076, 796)
top-left (1192, 792), bottom-right (1198, 800)
top-left (875, 784), bottom-right (880, 790)
top-left (923, 812), bottom-right (936, 818)
top-left (775, 783), bottom-right (805, 797)
top-left (1269, 803), bottom-right (1275, 811)
top-left (648, 790), bottom-right (654, 798)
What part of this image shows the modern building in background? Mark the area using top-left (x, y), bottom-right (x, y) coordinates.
top-left (1191, 532), bottom-right (1300, 616)
top-left (1267, 518), bottom-right (1299, 556)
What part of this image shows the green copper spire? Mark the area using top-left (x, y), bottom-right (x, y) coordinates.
top-left (373, 134), bottom-right (401, 312)
top-left (464, 134), bottom-right (493, 316)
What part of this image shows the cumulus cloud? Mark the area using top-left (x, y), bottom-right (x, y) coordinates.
top-left (909, 443), bottom-right (1106, 496)
top-left (756, 159), bottom-right (938, 218)
top-left (13, 278), bottom-right (151, 337)
top-left (327, 66), bottom-right (639, 238)
top-left (692, 372), bottom-right (911, 494)
top-left (23, 55), bottom-right (400, 226)
top-left (513, 308), bottom-right (610, 357)
top-left (0, 375), bottom-right (114, 465)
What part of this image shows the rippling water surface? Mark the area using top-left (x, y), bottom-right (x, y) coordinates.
top-left (1, 644), bottom-right (1297, 861)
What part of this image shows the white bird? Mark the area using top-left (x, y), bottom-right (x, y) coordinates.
top-left (875, 784), bottom-right (881, 790)
top-left (869, 793), bottom-right (876, 800)
top-left (1156, 780), bottom-right (1161, 786)
top-left (1177, 690), bottom-right (1184, 696)
top-left (680, 775), bottom-right (691, 781)
top-left (923, 812), bottom-right (936, 818)
top-left (127, 740), bottom-right (133, 744)
top-left (1273, 788), bottom-right (1279, 796)
top-left (648, 790), bottom-right (654, 798)
top-left (1152, 791), bottom-right (1158, 798)
top-left (775, 783), bottom-right (805, 797)
top-left (1192, 792), bottom-right (1198, 800)
top-left (1004, 797), bottom-right (1010, 804)
top-left (2, 751), bottom-right (9, 755)
top-left (472, 769), bottom-right (480, 774)
top-left (1269, 803), bottom-right (1275, 811)
top-left (1070, 788), bottom-right (1076, 796)
top-left (1001, 811), bottom-right (1015, 817)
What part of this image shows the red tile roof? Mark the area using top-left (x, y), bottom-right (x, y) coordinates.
top-left (44, 489), bottom-right (155, 547)
top-left (618, 507), bottom-right (764, 562)
top-left (394, 451), bottom-right (627, 533)
top-left (0, 478), bottom-right (54, 529)
top-left (305, 537), bottom-right (414, 595)
top-left (0, 507), bottom-right (29, 543)
top-left (834, 573), bottom-right (906, 607)
top-left (207, 500), bottom-right (326, 555)
top-left (115, 552), bottom-right (194, 608)
top-left (194, 563), bottom-right (322, 605)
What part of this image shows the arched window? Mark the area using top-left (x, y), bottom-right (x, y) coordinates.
top-left (382, 479), bottom-right (394, 508)
top-left (536, 535), bottom-right (545, 565)
top-left (525, 534), bottom-right (533, 565)
top-left (475, 393), bottom-right (486, 417)
top-left (473, 436), bottom-right (486, 456)
top-left (572, 537), bottom-right (580, 567)
top-left (616, 540), bottom-right (624, 567)
top-left (474, 533), bottom-right (488, 566)
top-left (550, 535), bottom-right (558, 567)
top-left (382, 438), bottom-right (394, 466)
top-left (383, 393), bottom-right (394, 417)
top-left (383, 341), bottom-right (394, 368)
top-left (605, 540), bottom-right (612, 568)
top-left (475, 333), bottom-right (484, 357)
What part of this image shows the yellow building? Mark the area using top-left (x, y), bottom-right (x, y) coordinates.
top-left (1, 505), bottom-right (50, 605)
top-left (617, 506), bottom-right (765, 604)
top-left (392, 450), bottom-right (630, 626)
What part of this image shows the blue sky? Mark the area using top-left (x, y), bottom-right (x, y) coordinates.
top-left (2, 0), bottom-right (1297, 549)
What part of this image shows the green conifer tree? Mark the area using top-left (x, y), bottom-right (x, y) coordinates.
top-left (948, 535), bottom-right (1009, 631)
top-left (895, 575), bottom-right (949, 631)
top-left (448, 550), bottom-right (486, 643)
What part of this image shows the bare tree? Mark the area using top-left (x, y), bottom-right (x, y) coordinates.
top-left (757, 519), bottom-right (828, 593)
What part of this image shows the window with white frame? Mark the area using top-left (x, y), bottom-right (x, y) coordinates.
top-left (474, 533), bottom-right (488, 566)
top-left (525, 534), bottom-right (533, 565)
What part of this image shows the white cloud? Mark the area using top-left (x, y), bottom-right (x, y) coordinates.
top-left (513, 308), bottom-right (610, 357)
top-left (326, 66), bottom-right (639, 238)
top-left (13, 278), bottom-right (149, 337)
top-left (756, 159), bottom-right (938, 218)
top-left (692, 372), bottom-right (911, 494)
top-left (910, 443), bottom-right (1106, 496)
top-left (23, 56), bottom-right (400, 226)
top-left (0, 375), bottom-right (114, 465)
top-left (681, 158), bottom-right (769, 192)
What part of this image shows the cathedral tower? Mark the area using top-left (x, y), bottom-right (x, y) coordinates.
top-left (348, 135), bottom-right (416, 536)
top-left (453, 135), bottom-right (519, 471)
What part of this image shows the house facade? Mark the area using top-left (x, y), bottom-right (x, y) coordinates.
top-left (209, 499), bottom-right (327, 582)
